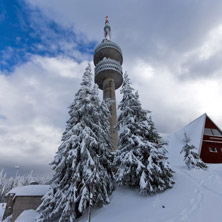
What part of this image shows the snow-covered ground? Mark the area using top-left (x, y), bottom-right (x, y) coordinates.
top-left (77, 165), bottom-right (222, 222)
top-left (3, 164), bottom-right (222, 222)
top-left (0, 203), bottom-right (6, 222)
top-left (2, 118), bottom-right (222, 222)
top-left (14, 210), bottom-right (39, 222)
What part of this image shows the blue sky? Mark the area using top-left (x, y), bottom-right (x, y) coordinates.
top-left (0, 0), bottom-right (96, 72)
top-left (0, 0), bottom-right (221, 177)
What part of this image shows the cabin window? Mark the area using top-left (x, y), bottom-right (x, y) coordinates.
top-left (204, 128), bottom-right (222, 136)
top-left (212, 129), bottom-right (222, 136)
top-left (209, 147), bottom-right (217, 153)
top-left (204, 128), bottom-right (213, 135)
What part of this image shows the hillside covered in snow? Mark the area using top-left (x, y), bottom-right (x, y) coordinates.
top-left (2, 122), bottom-right (222, 222)
top-left (6, 164), bottom-right (222, 222)
top-left (1, 115), bottom-right (222, 222)
top-left (76, 122), bottom-right (222, 222)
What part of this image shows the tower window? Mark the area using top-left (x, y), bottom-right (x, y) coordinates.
top-left (209, 147), bottom-right (217, 153)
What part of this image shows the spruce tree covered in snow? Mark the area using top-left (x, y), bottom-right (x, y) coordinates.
top-left (37, 65), bottom-right (114, 222)
top-left (181, 133), bottom-right (207, 170)
top-left (115, 72), bottom-right (174, 195)
top-left (0, 169), bottom-right (7, 202)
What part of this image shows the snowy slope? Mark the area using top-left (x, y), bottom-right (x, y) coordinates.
top-left (0, 204), bottom-right (6, 222)
top-left (3, 117), bottom-right (222, 222)
top-left (77, 121), bottom-right (222, 222)
top-left (14, 210), bottom-right (39, 222)
top-left (77, 166), bottom-right (222, 222)
top-left (12, 166), bottom-right (222, 222)
top-left (12, 164), bottom-right (222, 222)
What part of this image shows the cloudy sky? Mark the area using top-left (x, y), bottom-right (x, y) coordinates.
top-left (0, 0), bottom-right (221, 177)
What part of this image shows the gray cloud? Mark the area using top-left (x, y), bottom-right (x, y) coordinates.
top-left (0, 56), bottom-right (90, 177)
top-left (1, 0), bottom-right (222, 177)
top-left (25, 0), bottom-right (221, 55)
top-left (25, 0), bottom-right (222, 82)
top-left (181, 51), bottom-right (222, 80)
top-left (0, 159), bottom-right (53, 178)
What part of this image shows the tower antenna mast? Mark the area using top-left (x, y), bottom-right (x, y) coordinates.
top-left (104, 16), bottom-right (111, 40)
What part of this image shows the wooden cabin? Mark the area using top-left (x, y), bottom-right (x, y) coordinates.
top-left (164, 113), bottom-right (222, 164)
top-left (200, 115), bottom-right (222, 163)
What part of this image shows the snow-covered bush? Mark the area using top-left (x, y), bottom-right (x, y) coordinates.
top-left (37, 64), bottom-right (114, 222)
top-left (180, 133), bottom-right (207, 170)
top-left (115, 72), bottom-right (174, 195)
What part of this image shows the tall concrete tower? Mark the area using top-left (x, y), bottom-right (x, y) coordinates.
top-left (94, 16), bottom-right (123, 150)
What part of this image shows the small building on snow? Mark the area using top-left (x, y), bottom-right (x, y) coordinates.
top-left (3, 185), bottom-right (49, 222)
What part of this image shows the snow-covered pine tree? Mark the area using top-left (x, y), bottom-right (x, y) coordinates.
top-left (37, 64), bottom-right (114, 222)
top-left (115, 72), bottom-right (174, 195)
top-left (180, 133), bottom-right (207, 170)
top-left (0, 169), bottom-right (7, 202)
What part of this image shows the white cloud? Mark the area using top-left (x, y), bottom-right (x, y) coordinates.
top-left (179, 24), bottom-right (222, 79)
top-left (124, 59), bottom-right (222, 133)
top-left (33, 56), bottom-right (81, 78)
top-left (0, 56), bottom-right (89, 176)
top-left (198, 24), bottom-right (222, 60)
top-left (131, 60), bottom-right (155, 81)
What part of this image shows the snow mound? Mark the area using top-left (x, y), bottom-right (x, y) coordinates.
top-left (9, 185), bottom-right (49, 197)
top-left (0, 203), bottom-right (6, 221)
top-left (15, 209), bottom-right (38, 222)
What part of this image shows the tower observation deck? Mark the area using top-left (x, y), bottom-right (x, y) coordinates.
top-left (94, 16), bottom-right (123, 150)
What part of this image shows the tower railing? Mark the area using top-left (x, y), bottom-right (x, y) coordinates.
top-left (95, 58), bottom-right (122, 76)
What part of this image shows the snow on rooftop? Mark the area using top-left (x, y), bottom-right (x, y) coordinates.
top-left (163, 114), bottom-right (206, 166)
top-left (176, 113), bottom-right (206, 148)
top-left (8, 185), bottom-right (49, 197)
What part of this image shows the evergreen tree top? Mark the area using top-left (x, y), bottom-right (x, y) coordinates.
top-left (183, 132), bottom-right (191, 145)
top-left (81, 63), bottom-right (92, 88)
top-left (118, 72), bottom-right (150, 126)
top-left (118, 72), bottom-right (165, 148)
top-left (115, 72), bottom-right (174, 195)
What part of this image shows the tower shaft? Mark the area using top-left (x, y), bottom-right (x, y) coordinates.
top-left (103, 78), bottom-right (118, 150)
